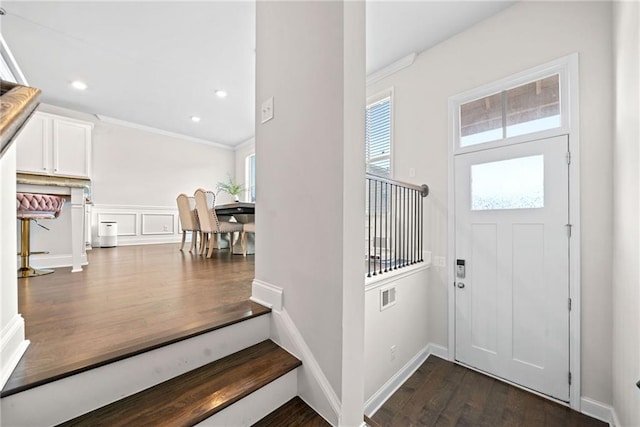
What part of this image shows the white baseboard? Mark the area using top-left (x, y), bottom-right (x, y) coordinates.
top-left (0, 314), bottom-right (29, 389)
top-left (268, 305), bottom-right (340, 426)
top-left (19, 253), bottom-right (88, 270)
top-left (426, 342), bottom-right (449, 360)
top-left (581, 397), bottom-right (618, 426)
top-left (251, 279), bottom-right (283, 311)
top-left (365, 345), bottom-right (430, 417)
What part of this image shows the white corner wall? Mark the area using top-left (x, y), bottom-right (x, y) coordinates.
top-left (255, 2), bottom-right (365, 425)
top-left (612, 1), bottom-right (640, 425)
top-left (364, 267), bottom-right (430, 411)
top-left (367, 1), bottom-right (614, 406)
top-left (1, 144), bottom-right (28, 391)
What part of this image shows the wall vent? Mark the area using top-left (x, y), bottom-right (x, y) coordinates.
top-left (380, 285), bottom-right (397, 311)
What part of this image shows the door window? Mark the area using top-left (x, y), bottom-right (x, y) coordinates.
top-left (471, 155), bottom-right (544, 210)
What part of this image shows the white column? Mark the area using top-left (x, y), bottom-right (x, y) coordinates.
top-left (70, 187), bottom-right (85, 272)
top-left (255, 1), bottom-right (365, 425)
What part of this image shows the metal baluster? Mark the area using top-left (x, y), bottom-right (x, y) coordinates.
top-left (413, 190), bottom-right (420, 264)
top-left (378, 181), bottom-right (383, 275)
top-left (401, 186), bottom-right (405, 267)
top-left (405, 186), bottom-right (409, 267)
top-left (418, 188), bottom-right (424, 262)
top-left (409, 190), bottom-right (415, 265)
top-left (384, 182), bottom-right (388, 273)
top-left (373, 180), bottom-right (378, 276)
top-left (367, 179), bottom-right (372, 278)
top-left (393, 184), bottom-right (398, 270)
top-left (410, 188), bottom-right (413, 264)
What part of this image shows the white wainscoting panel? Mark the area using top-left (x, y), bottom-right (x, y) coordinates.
top-left (141, 213), bottom-right (176, 235)
top-left (97, 212), bottom-right (138, 236)
top-left (91, 205), bottom-right (181, 246)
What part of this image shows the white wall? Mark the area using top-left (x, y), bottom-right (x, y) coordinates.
top-left (364, 267), bottom-right (430, 404)
top-left (234, 137), bottom-right (255, 202)
top-left (1, 143), bottom-right (27, 390)
top-left (612, 1), bottom-right (640, 425)
top-left (37, 104), bottom-right (236, 207)
top-left (368, 1), bottom-right (614, 405)
top-left (255, 2), bottom-right (365, 425)
top-left (18, 104), bottom-right (236, 256)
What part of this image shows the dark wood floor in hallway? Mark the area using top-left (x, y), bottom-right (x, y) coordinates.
top-left (2, 244), bottom-right (262, 396)
top-left (371, 356), bottom-right (606, 427)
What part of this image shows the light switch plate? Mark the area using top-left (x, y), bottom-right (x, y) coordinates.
top-left (261, 97), bottom-right (274, 123)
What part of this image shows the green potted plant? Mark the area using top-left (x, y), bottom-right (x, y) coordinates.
top-left (216, 174), bottom-right (244, 202)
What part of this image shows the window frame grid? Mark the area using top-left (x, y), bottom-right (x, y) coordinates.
top-left (450, 61), bottom-right (571, 155)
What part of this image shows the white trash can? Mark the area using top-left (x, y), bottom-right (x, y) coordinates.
top-left (99, 221), bottom-right (118, 248)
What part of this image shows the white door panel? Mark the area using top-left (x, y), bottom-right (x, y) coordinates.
top-left (455, 135), bottom-right (570, 401)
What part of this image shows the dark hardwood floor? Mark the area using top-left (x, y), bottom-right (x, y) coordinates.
top-left (2, 244), bottom-right (262, 396)
top-left (252, 396), bottom-right (331, 427)
top-left (371, 356), bottom-right (607, 427)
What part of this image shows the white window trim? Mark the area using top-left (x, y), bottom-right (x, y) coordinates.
top-left (450, 56), bottom-right (574, 155)
top-left (245, 153), bottom-right (255, 202)
top-left (447, 53), bottom-right (582, 411)
top-left (366, 87), bottom-right (395, 178)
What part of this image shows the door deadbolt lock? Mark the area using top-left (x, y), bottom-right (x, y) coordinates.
top-left (456, 259), bottom-right (466, 278)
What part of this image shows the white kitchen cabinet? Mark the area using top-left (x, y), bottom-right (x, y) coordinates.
top-left (16, 112), bottom-right (93, 178)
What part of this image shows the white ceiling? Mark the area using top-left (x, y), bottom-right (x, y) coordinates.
top-left (1, 1), bottom-right (514, 148)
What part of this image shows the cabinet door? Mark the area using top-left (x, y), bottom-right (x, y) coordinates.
top-left (15, 113), bottom-right (50, 174)
top-left (53, 119), bottom-right (91, 178)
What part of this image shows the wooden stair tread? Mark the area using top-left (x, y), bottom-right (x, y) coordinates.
top-left (58, 340), bottom-right (300, 427)
top-left (252, 396), bottom-right (330, 427)
top-left (3, 300), bottom-right (271, 398)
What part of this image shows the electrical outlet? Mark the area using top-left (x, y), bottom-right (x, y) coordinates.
top-left (390, 345), bottom-right (396, 361)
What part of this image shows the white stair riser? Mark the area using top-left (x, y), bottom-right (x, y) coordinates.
top-left (196, 369), bottom-right (298, 427)
top-left (1, 315), bottom-right (270, 427)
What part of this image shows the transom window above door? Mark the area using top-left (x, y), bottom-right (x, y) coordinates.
top-left (450, 56), bottom-right (574, 154)
top-left (461, 75), bottom-right (560, 147)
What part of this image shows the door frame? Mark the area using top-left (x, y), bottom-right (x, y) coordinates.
top-left (446, 54), bottom-right (581, 410)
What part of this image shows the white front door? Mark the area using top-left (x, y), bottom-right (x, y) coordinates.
top-left (454, 135), bottom-right (570, 401)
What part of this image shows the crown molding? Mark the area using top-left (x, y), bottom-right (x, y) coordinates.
top-left (367, 52), bottom-right (417, 87)
top-left (234, 136), bottom-right (255, 151)
top-left (94, 114), bottom-right (233, 151)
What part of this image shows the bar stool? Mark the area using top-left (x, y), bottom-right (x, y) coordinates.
top-left (16, 193), bottom-right (65, 278)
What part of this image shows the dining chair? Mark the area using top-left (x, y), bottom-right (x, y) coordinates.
top-left (194, 188), bottom-right (243, 258)
top-left (241, 222), bottom-right (255, 257)
top-left (176, 194), bottom-right (200, 253)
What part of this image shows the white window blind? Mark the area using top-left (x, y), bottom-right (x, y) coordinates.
top-left (366, 96), bottom-right (392, 177)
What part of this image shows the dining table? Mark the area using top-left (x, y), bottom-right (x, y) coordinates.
top-left (215, 202), bottom-right (255, 255)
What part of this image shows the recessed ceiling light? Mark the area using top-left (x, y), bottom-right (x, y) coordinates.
top-left (191, 116), bottom-right (201, 123)
top-left (71, 81), bottom-right (88, 90)
top-left (215, 90), bottom-right (227, 99)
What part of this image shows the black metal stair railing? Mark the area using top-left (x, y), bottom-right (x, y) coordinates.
top-left (366, 173), bottom-right (429, 278)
